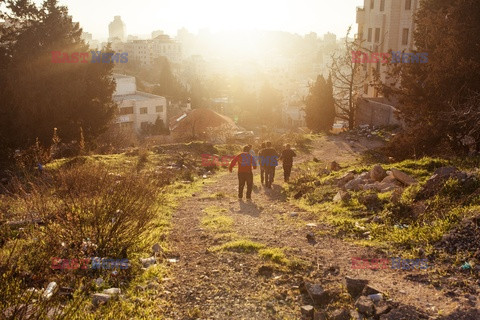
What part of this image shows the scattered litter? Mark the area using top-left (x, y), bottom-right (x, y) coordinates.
top-left (306, 223), bottom-right (317, 228)
top-left (461, 262), bottom-right (472, 270)
top-left (368, 293), bottom-right (383, 302)
top-left (42, 282), bottom-right (57, 300)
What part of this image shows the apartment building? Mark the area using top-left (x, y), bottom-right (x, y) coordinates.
top-left (120, 35), bottom-right (182, 66)
top-left (355, 0), bottom-right (419, 126)
top-left (113, 74), bottom-right (167, 133)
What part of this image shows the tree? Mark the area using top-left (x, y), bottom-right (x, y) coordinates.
top-left (304, 74), bottom-right (335, 132)
top-left (150, 57), bottom-right (187, 100)
top-left (329, 28), bottom-right (369, 130)
top-left (0, 0), bottom-right (116, 162)
top-left (379, 0), bottom-right (480, 156)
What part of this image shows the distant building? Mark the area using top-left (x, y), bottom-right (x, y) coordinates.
top-left (125, 40), bottom-right (152, 66)
top-left (282, 99), bottom-right (306, 128)
top-left (355, 0), bottom-right (419, 126)
top-left (113, 74), bottom-right (167, 133)
top-left (152, 30), bottom-right (164, 39)
top-left (109, 16), bottom-right (126, 42)
top-left (151, 35), bottom-right (182, 64)
top-left (122, 35), bottom-right (182, 66)
top-left (323, 32), bottom-right (337, 44)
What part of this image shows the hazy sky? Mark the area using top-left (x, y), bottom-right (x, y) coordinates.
top-left (54, 0), bottom-right (364, 40)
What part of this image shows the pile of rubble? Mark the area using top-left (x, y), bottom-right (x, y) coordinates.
top-left (300, 276), bottom-right (427, 320)
top-left (329, 163), bottom-right (417, 203)
top-left (344, 125), bottom-right (397, 142)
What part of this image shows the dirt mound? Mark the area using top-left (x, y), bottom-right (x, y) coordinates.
top-left (416, 166), bottom-right (468, 200)
top-left (439, 215), bottom-right (480, 256)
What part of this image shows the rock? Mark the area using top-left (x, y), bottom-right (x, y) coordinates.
top-left (345, 178), bottom-right (363, 191)
top-left (358, 172), bottom-right (370, 180)
top-left (140, 256), bottom-right (156, 268)
top-left (306, 232), bottom-right (316, 242)
top-left (301, 305), bottom-right (314, 319)
top-left (358, 193), bottom-right (381, 211)
top-left (379, 306), bottom-right (423, 320)
top-left (381, 175), bottom-right (398, 184)
top-left (306, 223), bottom-right (318, 227)
top-left (92, 293), bottom-right (111, 307)
top-left (355, 296), bottom-right (375, 316)
top-left (336, 172), bottom-right (355, 187)
top-left (416, 166), bottom-right (469, 200)
top-left (333, 191), bottom-right (351, 203)
top-left (42, 282), bottom-right (58, 300)
top-left (328, 161), bottom-right (341, 171)
top-left (330, 308), bottom-right (351, 320)
top-left (306, 283), bottom-right (329, 306)
top-left (390, 189), bottom-right (403, 203)
top-left (152, 243), bottom-right (162, 254)
top-left (345, 277), bottom-right (368, 298)
top-left (375, 303), bottom-right (392, 317)
top-left (103, 288), bottom-right (121, 295)
top-left (370, 165), bottom-right (387, 182)
top-left (363, 285), bottom-right (382, 296)
top-left (95, 277), bottom-right (104, 286)
top-left (350, 310), bottom-right (364, 320)
top-left (390, 168), bottom-right (417, 186)
top-left (290, 212), bottom-right (298, 217)
top-left (314, 310), bottom-right (327, 320)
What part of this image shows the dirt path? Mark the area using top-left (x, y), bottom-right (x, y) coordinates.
top-left (163, 136), bottom-right (477, 320)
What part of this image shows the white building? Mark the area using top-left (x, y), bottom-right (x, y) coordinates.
top-left (113, 74), bottom-right (167, 133)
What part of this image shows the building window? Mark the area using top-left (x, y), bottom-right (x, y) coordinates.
top-left (402, 28), bottom-right (409, 45)
top-left (156, 105), bottom-right (163, 113)
top-left (140, 107), bottom-right (148, 114)
top-left (370, 0), bottom-right (374, 9)
top-left (405, 0), bottom-right (411, 10)
top-left (119, 107), bottom-right (134, 115)
top-left (375, 28), bottom-right (380, 42)
top-left (367, 28), bottom-right (372, 42)
top-left (380, 0), bottom-right (385, 11)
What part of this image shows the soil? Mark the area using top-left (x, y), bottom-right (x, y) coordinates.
top-left (162, 135), bottom-right (479, 320)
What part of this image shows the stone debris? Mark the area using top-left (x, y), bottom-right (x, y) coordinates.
top-left (92, 293), bottom-right (111, 307)
top-left (140, 256), bottom-right (157, 268)
top-left (390, 168), bottom-right (417, 186)
top-left (345, 277), bottom-right (368, 298)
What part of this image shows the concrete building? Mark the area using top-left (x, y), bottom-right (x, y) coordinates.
top-left (109, 16), bottom-right (126, 42)
top-left (125, 40), bottom-right (152, 66)
top-left (355, 0), bottom-right (419, 126)
top-left (113, 74), bottom-right (167, 133)
top-left (123, 35), bottom-right (182, 66)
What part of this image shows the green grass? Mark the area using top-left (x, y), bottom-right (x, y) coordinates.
top-left (212, 239), bottom-right (266, 253)
top-left (287, 156), bottom-right (480, 258)
top-left (258, 248), bottom-right (289, 264)
top-left (201, 206), bottom-right (233, 233)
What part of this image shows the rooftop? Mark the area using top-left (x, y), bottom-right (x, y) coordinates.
top-left (113, 91), bottom-right (166, 102)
